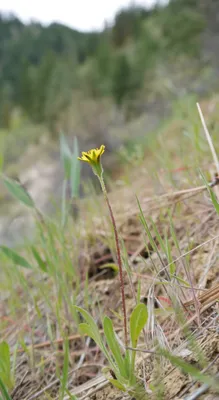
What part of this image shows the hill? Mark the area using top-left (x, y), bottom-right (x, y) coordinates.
top-left (0, 0), bottom-right (208, 134)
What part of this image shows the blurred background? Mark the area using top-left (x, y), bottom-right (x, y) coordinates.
top-left (0, 0), bottom-right (218, 245)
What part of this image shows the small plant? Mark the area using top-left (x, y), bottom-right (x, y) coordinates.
top-left (74, 303), bottom-right (148, 398)
top-left (78, 145), bottom-right (128, 345)
top-left (77, 145), bottom-right (149, 398)
top-left (0, 341), bottom-right (14, 400)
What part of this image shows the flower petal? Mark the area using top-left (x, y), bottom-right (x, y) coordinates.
top-left (78, 145), bottom-right (105, 167)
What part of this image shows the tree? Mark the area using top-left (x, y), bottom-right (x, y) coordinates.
top-left (111, 54), bottom-right (132, 105)
top-left (112, 6), bottom-right (149, 47)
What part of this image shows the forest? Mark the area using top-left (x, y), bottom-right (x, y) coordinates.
top-left (0, 0), bottom-right (206, 133)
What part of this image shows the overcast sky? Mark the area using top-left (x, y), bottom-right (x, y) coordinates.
top-left (0, 0), bottom-right (160, 31)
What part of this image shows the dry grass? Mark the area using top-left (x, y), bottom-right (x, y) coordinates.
top-left (1, 95), bottom-right (219, 399)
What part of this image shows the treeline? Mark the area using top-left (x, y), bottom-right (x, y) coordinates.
top-left (0, 0), bottom-right (206, 131)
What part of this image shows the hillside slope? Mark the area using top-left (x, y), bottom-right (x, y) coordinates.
top-left (1, 95), bottom-right (219, 399)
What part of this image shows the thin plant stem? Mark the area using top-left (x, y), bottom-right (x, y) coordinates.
top-left (99, 176), bottom-right (128, 347)
top-left (197, 102), bottom-right (219, 176)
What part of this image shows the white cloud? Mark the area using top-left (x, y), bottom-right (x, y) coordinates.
top-left (0, 0), bottom-right (158, 31)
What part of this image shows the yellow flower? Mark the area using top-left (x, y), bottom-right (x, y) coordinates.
top-left (78, 145), bottom-right (105, 177)
top-left (78, 145), bottom-right (105, 163)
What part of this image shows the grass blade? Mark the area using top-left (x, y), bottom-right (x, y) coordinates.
top-left (0, 377), bottom-right (12, 400)
top-left (31, 246), bottom-right (47, 272)
top-left (60, 340), bottom-right (69, 398)
top-left (1, 246), bottom-right (33, 269)
top-left (60, 133), bottom-right (72, 180)
top-left (2, 176), bottom-right (35, 208)
top-left (160, 348), bottom-right (219, 391)
top-left (71, 137), bottom-right (81, 199)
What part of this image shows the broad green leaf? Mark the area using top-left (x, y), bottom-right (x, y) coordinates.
top-left (74, 307), bottom-right (115, 369)
top-left (130, 303), bottom-right (148, 378)
top-left (71, 137), bottom-right (81, 199)
top-left (1, 246), bottom-right (33, 269)
top-left (124, 349), bottom-right (132, 381)
top-left (130, 303), bottom-right (148, 348)
top-left (79, 324), bottom-right (115, 371)
top-left (0, 342), bottom-right (13, 390)
top-left (103, 317), bottom-right (126, 378)
top-left (60, 133), bottom-right (72, 180)
top-left (2, 176), bottom-right (35, 208)
top-left (74, 307), bottom-right (101, 344)
top-left (78, 323), bottom-right (99, 344)
top-left (31, 246), bottom-right (47, 272)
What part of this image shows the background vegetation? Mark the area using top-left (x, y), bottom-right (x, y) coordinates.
top-left (0, 0), bottom-right (207, 134)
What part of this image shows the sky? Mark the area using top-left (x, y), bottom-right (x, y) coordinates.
top-left (0, 0), bottom-right (159, 31)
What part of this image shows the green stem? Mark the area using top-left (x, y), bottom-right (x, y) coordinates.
top-left (0, 378), bottom-right (12, 400)
top-left (99, 176), bottom-right (128, 347)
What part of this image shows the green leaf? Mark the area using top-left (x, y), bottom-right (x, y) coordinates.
top-left (202, 172), bottom-right (219, 215)
top-left (78, 323), bottom-right (98, 343)
top-left (71, 137), bottom-right (81, 199)
top-left (1, 246), bottom-right (33, 269)
top-left (74, 307), bottom-right (101, 345)
top-left (209, 187), bottom-right (219, 215)
top-left (60, 133), bottom-right (72, 180)
top-left (2, 176), bottom-right (35, 208)
top-left (74, 307), bottom-right (115, 370)
top-left (0, 342), bottom-right (13, 391)
top-left (198, 170), bottom-right (219, 215)
top-left (108, 378), bottom-right (126, 391)
top-left (60, 340), bottom-right (69, 398)
top-left (0, 377), bottom-right (12, 400)
top-left (150, 217), bottom-right (166, 255)
top-left (124, 350), bottom-right (132, 380)
top-left (109, 309), bottom-right (123, 321)
top-left (137, 198), bottom-right (157, 254)
top-left (130, 303), bottom-right (148, 377)
top-left (103, 317), bottom-right (126, 378)
top-left (171, 275), bottom-right (190, 287)
top-left (99, 263), bottom-right (119, 273)
top-left (130, 303), bottom-right (148, 348)
top-left (165, 234), bottom-right (176, 275)
top-left (31, 246), bottom-right (47, 272)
